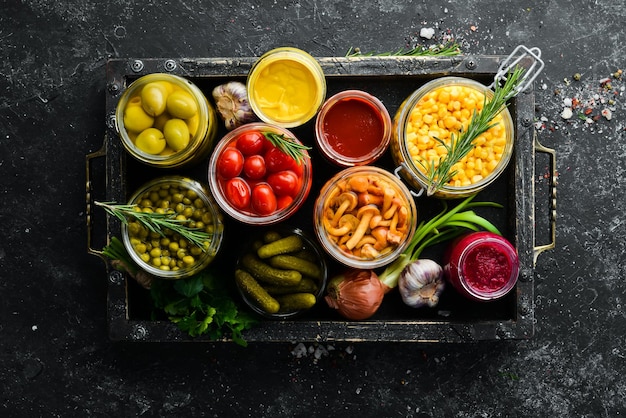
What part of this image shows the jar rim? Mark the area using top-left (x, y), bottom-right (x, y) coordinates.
top-left (121, 175), bottom-right (224, 279)
top-left (392, 76), bottom-right (515, 198)
top-left (247, 47), bottom-right (327, 128)
top-left (115, 73), bottom-right (213, 168)
top-left (235, 226), bottom-right (328, 319)
top-left (455, 233), bottom-right (519, 300)
top-left (313, 165), bottom-right (417, 269)
top-left (315, 89), bottom-right (392, 167)
top-left (208, 122), bottom-right (312, 225)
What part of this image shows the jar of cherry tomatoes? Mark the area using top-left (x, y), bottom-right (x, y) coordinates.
top-left (208, 122), bottom-right (313, 225)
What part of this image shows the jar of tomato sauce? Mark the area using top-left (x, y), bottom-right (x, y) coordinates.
top-left (442, 231), bottom-right (519, 301)
top-left (314, 90), bottom-right (392, 167)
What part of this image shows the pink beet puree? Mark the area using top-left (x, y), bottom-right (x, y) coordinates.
top-left (462, 244), bottom-right (512, 292)
top-left (443, 231), bottom-right (519, 301)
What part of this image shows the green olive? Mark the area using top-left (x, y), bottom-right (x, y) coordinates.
top-left (163, 118), bottom-right (190, 151)
top-left (124, 105), bottom-right (154, 133)
top-left (141, 82), bottom-right (169, 117)
top-left (153, 112), bottom-right (171, 131)
top-left (166, 90), bottom-right (198, 119)
top-left (186, 113), bottom-right (200, 136)
top-left (135, 128), bottom-right (166, 155)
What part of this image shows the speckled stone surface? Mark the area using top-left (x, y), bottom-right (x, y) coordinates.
top-left (2, 1), bottom-right (625, 417)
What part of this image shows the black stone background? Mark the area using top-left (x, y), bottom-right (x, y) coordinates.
top-left (2, 1), bottom-right (625, 417)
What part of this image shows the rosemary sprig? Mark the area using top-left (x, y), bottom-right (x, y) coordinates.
top-left (95, 201), bottom-right (213, 252)
top-left (421, 66), bottom-right (525, 196)
top-left (345, 42), bottom-right (461, 58)
top-left (262, 131), bottom-right (311, 165)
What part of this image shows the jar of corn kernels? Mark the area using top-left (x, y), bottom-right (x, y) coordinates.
top-left (391, 77), bottom-right (514, 198)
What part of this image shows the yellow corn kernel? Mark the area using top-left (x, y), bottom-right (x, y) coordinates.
top-left (463, 97), bottom-right (477, 110)
top-left (438, 90), bottom-right (450, 104)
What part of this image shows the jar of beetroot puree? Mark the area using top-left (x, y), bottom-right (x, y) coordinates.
top-left (442, 231), bottom-right (519, 301)
top-left (315, 90), bottom-right (391, 167)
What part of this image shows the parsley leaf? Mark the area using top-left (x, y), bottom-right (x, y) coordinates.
top-left (150, 271), bottom-right (257, 346)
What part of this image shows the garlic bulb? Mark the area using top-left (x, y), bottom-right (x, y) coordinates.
top-left (398, 259), bottom-right (445, 308)
top-left (212, 81), bottom-right (257, 130)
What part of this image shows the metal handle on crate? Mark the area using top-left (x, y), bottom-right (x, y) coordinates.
top-left (86, 139), bottom-right (107, 260)
top-left (533, 137), bottom-right (556, 265)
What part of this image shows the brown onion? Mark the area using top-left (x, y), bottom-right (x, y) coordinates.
top-left (324, 269), bottom-right (389, 320)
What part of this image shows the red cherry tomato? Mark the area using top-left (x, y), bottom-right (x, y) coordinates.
top-left (243, 155), bottom-right (266, 180)
top-left (289, 158), bottom-right (305, 178)
top-left (224, 177), bottom-right (250, 210)
top-left (276, 195), bottom-right (293, 210)
top-left (264, 146), bottom-right (295, 173)
top-left (251, 183), bottom-right (277, 215)
top-left (236, 131), bottom-right (265, 156)
top-left (267, 170), bottom-right (299, 197)
top-left (217, 147), bottom-right (244, 179)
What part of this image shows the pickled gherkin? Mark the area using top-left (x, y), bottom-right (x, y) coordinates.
top-left (236, 230), bottom-right (326, 317)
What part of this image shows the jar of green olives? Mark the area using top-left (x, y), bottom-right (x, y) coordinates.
top-left (115, 73), bottom-right (219, 168)
top-left (121, 176), bottom-right (225, 279)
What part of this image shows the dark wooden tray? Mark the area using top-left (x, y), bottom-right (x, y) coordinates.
top-left (87, 55), bottom-right (556, 342)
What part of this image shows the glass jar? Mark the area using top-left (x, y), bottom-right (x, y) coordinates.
top-left (391, 77), bottom-right (514, 198)
top-left (247, 47), bottom-right (326, 128)
top-left (235, 226), bottom-right (328, 319)
top-left (121, 176), bottom-right (224, 279)
top-left (115, 73), bottom-right (218, 168)
top-left (313, 166), bottom-right (417, 269)
top-left (207, 122), bottom-right (313, 225)
top-left (442, 231), bottom-right (519, 301)
top-left (315, 90), bottom-right (392, 167)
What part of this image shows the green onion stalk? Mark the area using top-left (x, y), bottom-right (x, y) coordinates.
top-left (378, 195), bottom-right (502, 289)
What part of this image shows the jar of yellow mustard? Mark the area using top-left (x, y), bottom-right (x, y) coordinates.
top-left (391, 77), bottom-right (514, 198)
top-left (247, 47), bottom-right (326, 128)
top-left (115, 73), bottom-right (218, 168)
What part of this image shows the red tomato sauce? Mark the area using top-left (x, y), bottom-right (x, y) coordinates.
top-left (462, 243), bottom-right (512, 293)
top-left (321, 98), bottom-right (384, 158)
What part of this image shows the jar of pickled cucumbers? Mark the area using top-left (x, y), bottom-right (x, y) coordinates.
top-left (121, 176), bottom-right (224, 279)
top-left (391, 77), bottom-right (514, 198)
top-left (115, 73), bottom-right (218, 168)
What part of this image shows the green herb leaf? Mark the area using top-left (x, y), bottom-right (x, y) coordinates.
top-left (173, 275), bottom-right (204, 298)
top-left (262, 132), bottom-right (311, 165)
top-left (345, 42), bottom-right (461, 57)
top-left (150, 270), bottom-right (258, 346)
top-left (95, 201), bottom-right (213, 252)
